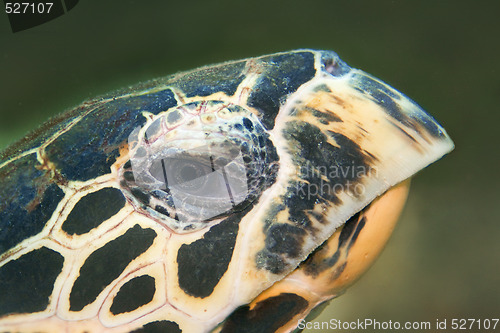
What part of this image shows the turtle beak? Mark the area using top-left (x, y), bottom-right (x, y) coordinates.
top-left (345, 69), bottom-right (454, 145)
top-left (293, 56), bottom-right (455, 189)
top-left (318, 50), bottom-right (452, 148)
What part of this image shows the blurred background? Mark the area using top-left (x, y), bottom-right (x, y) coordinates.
top-left (1, 1), bottom-right (498, 332)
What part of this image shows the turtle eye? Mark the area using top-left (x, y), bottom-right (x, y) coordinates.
top-left (148, 155), bottom-right (232, 198)
top-left (119, 100), bottom-right (279, 233)
top-left (127, 148), bottom-right (252, 229)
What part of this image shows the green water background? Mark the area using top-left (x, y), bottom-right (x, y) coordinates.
top-left (1, 1), bottom-right (499, 331)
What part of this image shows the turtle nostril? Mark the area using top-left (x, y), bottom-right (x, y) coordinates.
top-left (321, 51), bottom-right (351, 77)
top-left (325, 60), bottom-right (339, 74)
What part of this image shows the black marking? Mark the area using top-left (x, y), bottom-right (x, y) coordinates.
top-left (350, 73), bottom-right (444, 138)
top-left (242, 117), bottom-right (254, 131)
top-left (338, 212), bottom-right (361, 248)
top-left (45, 89), bottom-right (177, 181)
top-left (308, 210), bottom-right (327, 224)
top-left (306, 107), bottom-right (343, 124)
top-left (388, 120), bottom-right (418, 143)
top-left (154, 205), bottom-right (170, 216)
top-left (331, 262), bottom-right (348, 280)
top-left (0, 247), bottom-right (64, 316)
top-left (69, 225), bottom-right (156, 311)
top-left (313, 83), bottom-right (332, 92)
top-left (248, 52), bottom-right (316, 130)
top-left (0, 154), bottom-right (65, 254)
top-left (209, 154), bottom-right (216, 171)
top-left (131, 188), bottom-right (150, 206)
top-left (158, 158), bottom-right (177, 217)
top-left (257, 120), bottom-right (373, 274)
top-left (256, 252), bottom-right (288, 276)
top-left (123, 171), bottom-right (136, 182)
top-left (257, 223), bottom-right (307, 274)
top-left (110, 275), bottom-right (156, 315)
top-left (415, 114), bottom-right (444, 138)
top-left (264, 224), bottom-right (306, 259)
top-left (176, 206), bottom-right (251, 298)
top-left (62, 187), bottom-right (126, 235)
top-left (350, 73), bottom-right (414, 129)
top-left (131, 320), bottom-right (182, 333)
top-left (123, 160), bottom-right (132, 169)
top-left (221, 166), bottom-right (236, 207)
top-left (173, 61), bottom-right (246, 98)
top-left (220, 293), bottom-right (309, 333)
top-left (302, 211), bottom-right (365, 277)
top-left (348, 216), bottom-right (366, 250)
top-left (160, 158), bottom-right (170, 191)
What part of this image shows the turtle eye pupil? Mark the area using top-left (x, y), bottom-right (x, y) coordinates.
top-left (180, 165), bottom-right (198, 182)
top-left (148, 156), bottom-right (214, 193)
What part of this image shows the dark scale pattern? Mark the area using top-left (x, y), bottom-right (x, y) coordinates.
top-left (350, 73), bottom-right (410, 126)
top-left (347, 215), bottom-right (366, 250)
top-left (257, 120), bottom-right (373, 274)
top-left (313, 83), bottom-right (332, 92)
top-left (45, 89), bottom-right (177, 181)
top-left (110, 275), bottom-right (156, 315)
top-left (0, 99), bottom-right (99, 166)
top-left (176, 206), bottom-right (253, 298)
top-left (248, 52), bottom-right (316, 130)
top-left (301, 212), bottom-right (366, 277)
top-left (0, 247), bottom-right (64, 316)
top-left (337, 212), bottom-right (361, 248)
top-left (220, 293), bottom-right (309, 333)
top-left (306, 107), bottom-right (343, 124)
top-left (172, 61), bottom-right (246, 98)
top-left (69, 225), bottom-right (157, 311)
top-left (130, 320), bottom-right (182, 333)
top-left (0, 153), bottom-right (65, 254)
top-left (62, 187), bottom-right (126, 235)
top-left (349, 73), bottom-right (444, 138)
top-left (264, 224), bottom-right (306, 259)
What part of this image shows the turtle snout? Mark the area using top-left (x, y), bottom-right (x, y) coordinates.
top-left (347, 70), bottom-right (452, 141)
top-left (320, 50), bottom-right (352, 77)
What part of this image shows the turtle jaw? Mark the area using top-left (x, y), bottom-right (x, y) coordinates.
top-left (215, 180), bottom-right (411, 333)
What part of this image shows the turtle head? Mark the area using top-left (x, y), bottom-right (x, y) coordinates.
top-left (112, 50), bottom-right (453, 330)
top-left (0, 50), bottom-right (455, 333)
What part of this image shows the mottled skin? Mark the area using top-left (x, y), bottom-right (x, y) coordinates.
top-left (0, 50), bottom-right (453, 332)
